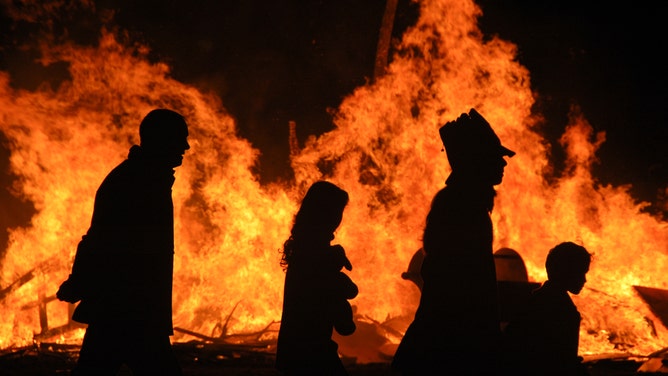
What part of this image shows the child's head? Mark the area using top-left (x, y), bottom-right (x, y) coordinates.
top-left (294, 181), bottom-right (349, 235)
top-left (281, 181), bottom-right (349, 270)
top-left (545, 242), bottom-right (591, 294)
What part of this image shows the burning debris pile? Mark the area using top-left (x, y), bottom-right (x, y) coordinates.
top-left (1, 0), bottom-right (667, 367)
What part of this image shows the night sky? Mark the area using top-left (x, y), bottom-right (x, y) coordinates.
top-left (477, 1), bottom-right (666, 216)
top-left (1, 0), bottom-right (666, 248)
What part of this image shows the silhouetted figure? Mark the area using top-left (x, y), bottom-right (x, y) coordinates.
top-left (392, 109), bottom-right (515, 375)
top-left (56, 109), bottom-right (190, 376)
top-left (502, 242), bottom-right (592, 376)
top-left (276, 181), bottom-right (358, 376)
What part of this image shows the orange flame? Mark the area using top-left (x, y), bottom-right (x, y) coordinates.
top-left (1, 0), bottom-right (666, 361)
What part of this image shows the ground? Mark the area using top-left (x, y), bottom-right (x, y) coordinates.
top-left (0, 342), bottom-right (659, 376)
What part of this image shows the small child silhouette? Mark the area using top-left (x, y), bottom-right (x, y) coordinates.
top-left (276, 181), bottom-right (358, 376)
top-left (502, 241), bottom-right (592, 376)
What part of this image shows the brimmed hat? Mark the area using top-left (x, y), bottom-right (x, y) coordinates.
top-left (439, 108), bottom-right (515, 169)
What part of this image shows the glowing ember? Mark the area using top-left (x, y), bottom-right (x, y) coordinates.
top-left (0, 0), bottom-right (666, 361)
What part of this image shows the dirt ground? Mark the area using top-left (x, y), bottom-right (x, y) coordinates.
top-left (0, 343), bottom-right (660, 376)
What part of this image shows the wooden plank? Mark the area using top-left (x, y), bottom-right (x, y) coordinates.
top-left (633, 285), bottom-right (668, 330)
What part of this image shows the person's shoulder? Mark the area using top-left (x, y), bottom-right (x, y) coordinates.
top-left (432, 186), bottom-right (450, 199)
top-left (530, 284), bottom-right (575, 311)
top-left (96, 158), bottom-right (146, 197)
top-left (108, 156), bottom-right (138, 176)
top-left (428, 186), bottom-right (482, 220)
top-left (429, 187), bottom-right (455, 208)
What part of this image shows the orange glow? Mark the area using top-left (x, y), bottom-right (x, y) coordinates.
top-left (1, 0), bottom-right (667, 361)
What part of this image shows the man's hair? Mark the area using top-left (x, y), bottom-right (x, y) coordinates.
top-left (545, 241), bottom-right (591, 280)
top-left (139, 109), bottom-right (187, 146)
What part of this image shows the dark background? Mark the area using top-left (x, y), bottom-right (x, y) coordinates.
top-left (1, 0), bottom-right (666, 254)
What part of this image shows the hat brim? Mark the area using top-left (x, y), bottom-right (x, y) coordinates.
top-left (500, 145), bottom-right (515, 157)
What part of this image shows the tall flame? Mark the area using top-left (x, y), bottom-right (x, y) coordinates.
top-left (1, 0), bottom-right (666, 360)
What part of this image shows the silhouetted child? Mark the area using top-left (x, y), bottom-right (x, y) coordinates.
top-left (502, 241), bottom-right (592, 376)
top-left (276, 181), bottom-right (358, 376)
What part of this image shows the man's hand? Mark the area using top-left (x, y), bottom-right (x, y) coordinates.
top-left (56, 275), bottom-right (83, 304)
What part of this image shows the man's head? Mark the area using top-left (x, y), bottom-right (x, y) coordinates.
top-left (439, 109), bottom-right (515, 185)
top-left (139, 109), bottom-right (190, 168)
top-left (545, 241), bottom-right (591, 294)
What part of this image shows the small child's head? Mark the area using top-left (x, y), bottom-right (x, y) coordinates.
top-left (545, 242), bottom-right (591, 294)
top-left (295, 181), bottom-right (349, 234)
top-left (281, 181), bottom-right (349, 270)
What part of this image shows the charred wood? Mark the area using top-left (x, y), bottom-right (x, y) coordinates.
top-left (0, 269), bottom-right (35, 302)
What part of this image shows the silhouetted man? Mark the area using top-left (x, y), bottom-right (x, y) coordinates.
top-left (57, 109), bottom-right (190, 376)
top-left (392, 109), bottom-right (514, 375)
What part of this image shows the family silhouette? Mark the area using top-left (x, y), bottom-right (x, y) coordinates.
top-left (56, 108), bottom-right (591, 376)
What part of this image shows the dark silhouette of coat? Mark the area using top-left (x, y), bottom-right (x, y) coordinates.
top-left (276, 241), bottom-right (357, 376)
top-left (56, 108), bottom-right (189, 376)
top-left (501, 241), bottom-right (590, 376)
top-left (66, 145), bottom-right (176, 332)
top-left (392, 183), bottom-right (501, 375)
top-left (392, 108), bottom-right (513, 375)
top-left (502, 281), bottom-right (585, 375)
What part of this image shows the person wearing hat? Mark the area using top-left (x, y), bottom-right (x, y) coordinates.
top-left (392, 109), bottom-right (515, 375)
